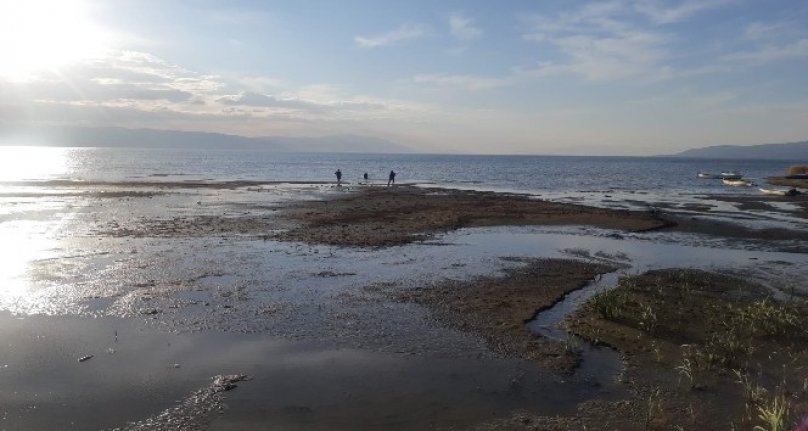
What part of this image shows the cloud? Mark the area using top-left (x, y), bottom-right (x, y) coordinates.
top-left (721, 39), bottom-right (808, 64)
top-left (354, 24), bottom-right (426, 48)
top-left (217, 92), bottom-right (324, 110)
top-left (1, 50), bottom-right (431, 134)
top-left (518, 0), bottom-right (740, 82)
top-left (521, 7), bottom-right (671, 81)
top-left (217, 91), bottom-right (387, 113)
top-left (413, 73), bottom-right (507, 90)
top-left (449, 13), bottom-right (482, 41)
top-left (743, 22), bottom-right (788, 41)
top-left (633, 0), bottom-right (736, 24)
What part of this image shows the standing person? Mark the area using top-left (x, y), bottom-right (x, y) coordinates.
top-left (335, 169), bottom-right (342, 186)
top-left (387, 170), bottom-right (396, 186)
top-left (363, 172), bottom-right (368, 182)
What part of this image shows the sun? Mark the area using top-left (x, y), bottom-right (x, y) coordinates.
top-left (0, 0), bottom-right (110, 79)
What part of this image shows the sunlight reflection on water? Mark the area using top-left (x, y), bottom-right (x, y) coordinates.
top-left (0, 146), bottom-right (68, 181)
top-left (0, 221), bottom-right (58, 307)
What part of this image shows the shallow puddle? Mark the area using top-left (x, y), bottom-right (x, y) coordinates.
top-left (0, 311), bottom-right (620, 431)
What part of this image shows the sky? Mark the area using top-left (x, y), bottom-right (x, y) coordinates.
top-left (1, 0), bottom-right (807, 155)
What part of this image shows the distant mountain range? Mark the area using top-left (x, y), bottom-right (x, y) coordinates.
top-left (0, 126), bottom-right (413, 154)
top-left (673, 140), bottom-right (808, 161)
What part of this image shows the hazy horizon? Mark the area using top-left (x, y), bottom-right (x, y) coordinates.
top-left (2, 0), bottom-right (808, 156)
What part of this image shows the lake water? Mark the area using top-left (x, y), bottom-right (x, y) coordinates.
top-left (0, 146), bottom-right (794, 194)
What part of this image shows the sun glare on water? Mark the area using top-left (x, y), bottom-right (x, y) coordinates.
top-left (0, 146), bottom-right (68, 181)
top-left (0, 0), bottom-right (109, 79)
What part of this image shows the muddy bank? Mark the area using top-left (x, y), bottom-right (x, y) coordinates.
top-left (84, 184), bottom-right (808, 250)
top-left (660, 214), bottom-right (808, 250)
top-left (768, 177), bottom-right (808, 188)
top-left (643, 193), bottom-right (808, 216)
top-left (274, 186), bottom-right (671, 247)
top-left (108, 374), bottom-right (250, 431)
top-left (393, 258), bottom-right (616, 372)
top-left (699, 193), bottom-right (808, 216)
top-left (534, 268), bottom-right (808, 431)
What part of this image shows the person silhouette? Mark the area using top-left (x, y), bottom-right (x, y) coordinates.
top-left (335, 169), bottom-right (342, 186)
top-left (363, 172), bottom-right (368, 182)
top-left (387, 170), bottom-right (396, 186)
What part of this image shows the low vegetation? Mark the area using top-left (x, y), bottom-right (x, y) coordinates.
top-left (568, 269), bottom-right (808, 430)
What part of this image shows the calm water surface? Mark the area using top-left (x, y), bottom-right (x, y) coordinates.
top-left (0, 146), bottom-right (794, 194)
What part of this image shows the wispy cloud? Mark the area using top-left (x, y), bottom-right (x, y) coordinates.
top-left (354, 24), bottom-right (425, 48)
top-left (521, 7), bottom-right (671, 81)
top-left (553, 31), bottom-right (667, 81)
top-left (449, 13), bottom-right (482, 41)
top-left (518, 0), bottom-right (740, 82)
top-left (721, 39), bottom-right (808, 64)
top-left (413, 73), bottom-right (507, 90)
top-left (634, 0), bottom-right (737, 24)
top-left (0, 50), bottom-right (431, 133)
top-left (741, 20), bottom-right (807, 44)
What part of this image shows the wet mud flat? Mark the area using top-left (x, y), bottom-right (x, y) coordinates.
top-left (393, 258), bottom-right (617, 372)
top-left (273, 185), bottom-right (671, 247)
top-left (271, 185), bottom-right (808, 251)
top-left (768, 177), bottom-right (808, 188)
top-left (2, 180), bottom-right (808, 429)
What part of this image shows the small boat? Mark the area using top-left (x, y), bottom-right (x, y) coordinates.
top-left (723, 179), bottom-right (753, 187)
top-left (697, 172), bottom-right (721, 179)
top-left (720, 171), bottom-right (743, 180)
top-left (760, 188), bottom-right (800, 196)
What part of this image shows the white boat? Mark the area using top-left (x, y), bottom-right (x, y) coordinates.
top-left (723, 179), bottom-right (753, 186)
top-left (760, 188), bottom-right (799, 196)
top-left (697, 172), bottom-right (721, 179)
top-left (720, 171), bottom-right (743, 180)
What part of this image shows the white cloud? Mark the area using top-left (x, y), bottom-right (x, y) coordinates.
top-left (553, 30), bottom-right (668, 81)
top-left (0, 50), bottom-right (432, 133)
top-left (521, 5), bottom-right (672, 82)
top-left (413, 73), bottom-right (507, 90)
top-left (721, 39), bottom-right (808, 64)
top-left (449, 13), bottom-right (482, 41)
top-left (744, 22), bottom-right (789, 41)
top-left (634, 0), bottom-right (736, 24)
top-left (234, 75), bottom-right (285, 93)
top-left (354, 24), bottom-right (426, 48)
top-left (518, 0), bottom-right (740, 82)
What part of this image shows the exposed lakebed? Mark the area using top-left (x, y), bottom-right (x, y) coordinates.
top-left (1, 181), bottom-right (806, 430)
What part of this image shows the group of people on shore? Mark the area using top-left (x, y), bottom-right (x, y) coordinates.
top-left (334, 169), bottom-right (395, 186)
